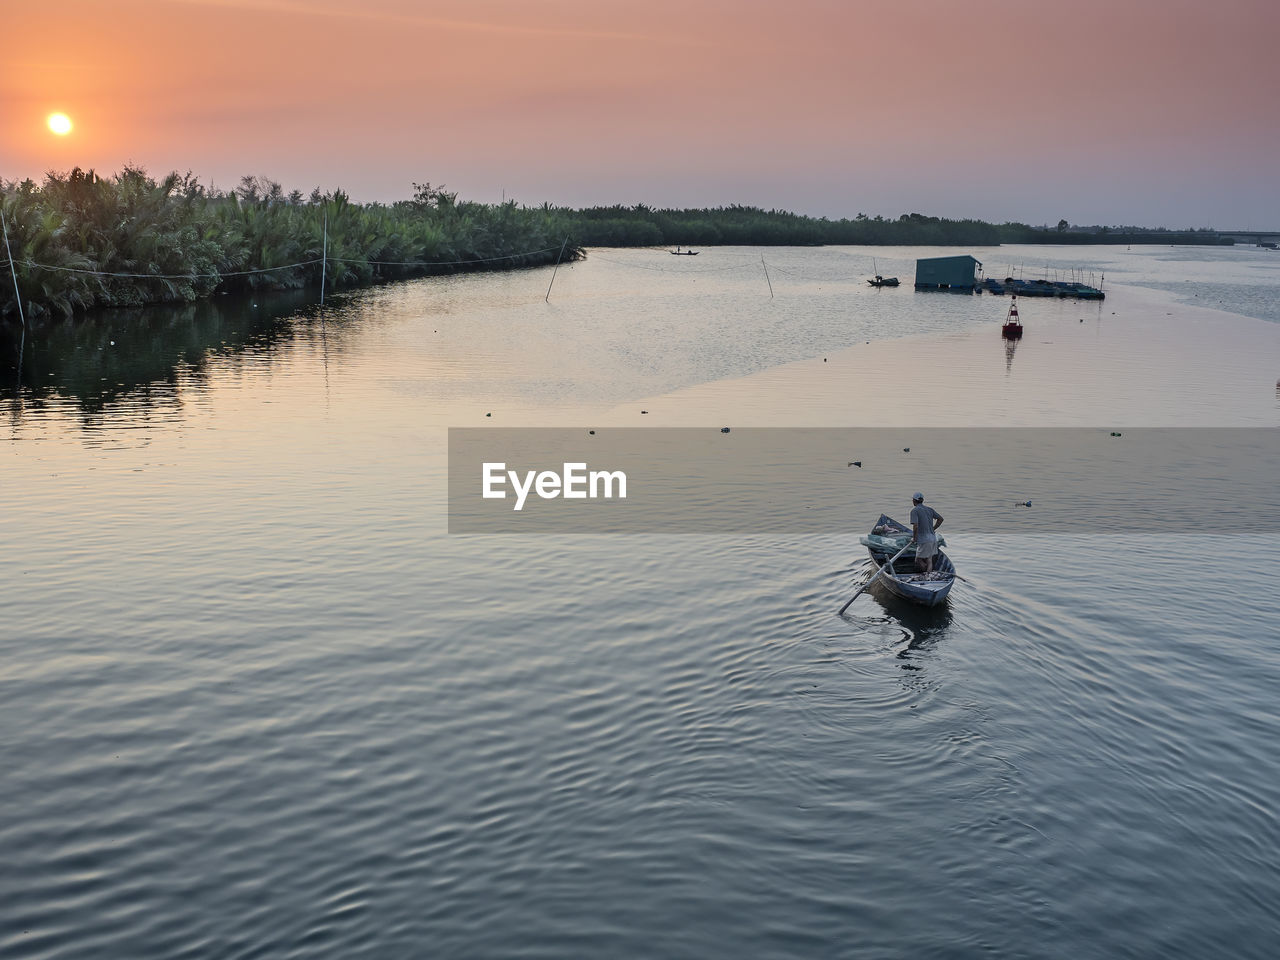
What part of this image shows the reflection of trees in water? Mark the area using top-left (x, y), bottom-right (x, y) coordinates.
top-left (1, 288), bottom-right (347, 422)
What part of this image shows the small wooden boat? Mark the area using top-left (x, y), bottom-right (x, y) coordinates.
top-left (1002, 295), bottom-right (1023, 339)
top-left (875, 551), bottom-right (956, 606)
top-left (670, 247), bottom-right (699, 256)
top-left (857, 515), bottom-right (956, 607)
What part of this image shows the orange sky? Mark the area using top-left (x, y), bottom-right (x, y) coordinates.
top-left (3, 0), bottom-right (1278, 226)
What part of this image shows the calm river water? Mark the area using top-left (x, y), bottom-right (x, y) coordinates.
top-left (2, 245), bottom-right (1279, 959)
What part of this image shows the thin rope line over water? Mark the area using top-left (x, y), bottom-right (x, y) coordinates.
top-left (18, 259), bottom-right (325, 280)
top-left (5, 244), bottom-right (567, 281)
top-left (327, 247), bottom-right (561, 267)
top-left (766, 264), bottom-right (865, 283)
top-left (588, 252), bottom-right (760, 274)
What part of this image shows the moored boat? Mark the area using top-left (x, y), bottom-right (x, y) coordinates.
top-left (868, 258), bottom-right (899, 287)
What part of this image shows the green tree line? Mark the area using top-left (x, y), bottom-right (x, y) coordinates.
top-left (0, 169), bottom-right (581, 322)
top-left (554, 205), bottom-right (1232, 248)
top-left (556, 206), bottom-right (1006, 247)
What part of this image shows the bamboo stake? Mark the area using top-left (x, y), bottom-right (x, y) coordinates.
top-left (1, 206), bottom-right (26, 328)
top-left (545, 237), bottom-right (568, 302)
top-left (839, 540), bottom-right (913, 614)
top-left (761, 254), bottom-right (774, 299)
top-left (320, 210), bottom-right (328, 305)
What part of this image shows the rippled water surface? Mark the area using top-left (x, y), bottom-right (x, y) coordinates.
top-left (2, 246), bottom-right (1279, 958)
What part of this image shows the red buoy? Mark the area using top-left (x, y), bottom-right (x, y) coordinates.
top-left (1002, 295), bottom-right (1024, 340)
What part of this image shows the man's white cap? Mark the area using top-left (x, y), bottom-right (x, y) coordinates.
top-left (912, 492), bottom-right (924, 502)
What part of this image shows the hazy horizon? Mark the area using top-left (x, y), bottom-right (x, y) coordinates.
top-left (4, 0), bottom-right (1279, 229)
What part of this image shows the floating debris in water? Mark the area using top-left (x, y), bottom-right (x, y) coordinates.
top-left (903, 447), bottom-right (910, 452)
top-left (1015, 500), bottom-right (1032, 507)
top-left (589, 430), bottom-right (595, 435)
top-left (848, 461), bottom-right (862, 468)
top-left (721, 427), bottom-right (731, 433)
top-left (641, 410), bottom-right (648, 414)
top-left (1110, 431), bottom-right (1122, 437)
top-left (486, 412), bottom-right (491, 417)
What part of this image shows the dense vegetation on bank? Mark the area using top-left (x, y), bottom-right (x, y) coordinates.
top-left (0, 167), bottom-right (1232, 322)
top-left (0, 169), bottom-right (580, 322)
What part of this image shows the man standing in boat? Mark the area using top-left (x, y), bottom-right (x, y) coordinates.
top-left (910, 493), bottom-right (944, 576)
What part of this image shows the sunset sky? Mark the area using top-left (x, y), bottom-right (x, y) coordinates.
top-left (3, 0), bottom-right (1278, 227)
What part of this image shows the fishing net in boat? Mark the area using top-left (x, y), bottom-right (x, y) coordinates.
top-left (861, 514), bottom-right (946, 553)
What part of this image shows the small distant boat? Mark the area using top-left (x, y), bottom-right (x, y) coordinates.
top-left (867, 258), bottom-right (899, 287)
top-left (857, 515), bottom-right (956, 607)
top-left (1002, 295), bottom-right (1024, 339)
top-left (670, 247), bottom-right (699, 256)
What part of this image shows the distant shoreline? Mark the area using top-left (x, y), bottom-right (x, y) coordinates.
top-left (0, 166), bottom-right (1257, 324)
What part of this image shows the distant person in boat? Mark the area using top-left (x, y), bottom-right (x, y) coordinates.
top-left (910, 493), bottom-right (944, 576)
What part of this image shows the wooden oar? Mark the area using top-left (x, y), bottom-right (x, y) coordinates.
top-left (839, 540), bottom-right (913, 615)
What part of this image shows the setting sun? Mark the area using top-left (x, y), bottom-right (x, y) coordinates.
top-left (47, 112), bottom-right (73, 136)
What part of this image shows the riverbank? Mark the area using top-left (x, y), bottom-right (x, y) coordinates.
top-left (6, 244), bottom-right (1278, 429)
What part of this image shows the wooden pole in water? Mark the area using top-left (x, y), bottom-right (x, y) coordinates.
top-left (320, 210), bottom-right (328, 306)
top-left (545, 237), bottom-right (568, 303)
top-left (761, 254), bottom-right (774, 299)
top-left (840, 540), bottom-right (913, 614)
top-left (1, 206), bottom-right (26, 328)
